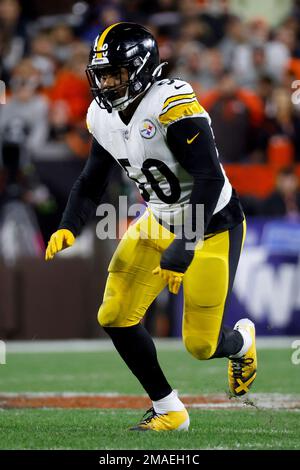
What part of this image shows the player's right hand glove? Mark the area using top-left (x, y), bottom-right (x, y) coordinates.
top-left (45, 229), bottom-right (75, 261)
top-left (152, 266), bottom-right (184, 295)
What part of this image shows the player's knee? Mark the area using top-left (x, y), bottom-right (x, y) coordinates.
top-left (184, 336), bottom-right (217, 360)
top-left (98, 300), bottom-right (121, 327)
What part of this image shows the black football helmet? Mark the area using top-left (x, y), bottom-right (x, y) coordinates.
top-left (86, 22), bottom-right (164, 113)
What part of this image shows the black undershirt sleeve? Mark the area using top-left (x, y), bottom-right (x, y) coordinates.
top-left (59, 137), bottom-right (117, 236)
top-left (167, 116), bottom-right (226, 231)
top-left (161, 117), bottom-right (226, 273)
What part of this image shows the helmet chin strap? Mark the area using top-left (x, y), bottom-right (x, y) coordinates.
top-left (111, 87), bottom-right (130, 111)
top-left (110, 61), bottom-right (169, 112)
top-left (112, 86), bottom-right (143, 112)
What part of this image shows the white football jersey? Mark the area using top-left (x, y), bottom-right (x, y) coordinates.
top-left (87, 78), bottom-right (232, 225)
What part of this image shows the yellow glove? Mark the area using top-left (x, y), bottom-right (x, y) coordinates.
top-left (152, 266), bottom-right (184, 295)
top-left (45, 229), bottom-right (75, 261)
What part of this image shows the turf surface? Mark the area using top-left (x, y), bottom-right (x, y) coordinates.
top-left (0, 409), bottom-right (299, 450)
top-left (0, 347), bottom-right (299, 449)
top-left (0, 348), bottom-right (299, 394)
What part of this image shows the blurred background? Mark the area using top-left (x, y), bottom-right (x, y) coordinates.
top-left (0, 0), bottom-right (300, 340)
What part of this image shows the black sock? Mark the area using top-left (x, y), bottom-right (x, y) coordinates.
top-left (103, 323), bottom-right (172, 401)
top-left (211, 325), bottom-right (243, 358)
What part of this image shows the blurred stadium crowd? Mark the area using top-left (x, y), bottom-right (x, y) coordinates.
top-left (1, 0), bottom-right (300, 250)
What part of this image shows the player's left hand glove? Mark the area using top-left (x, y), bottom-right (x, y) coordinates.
top-left (152, 266), bottom-right (184, 295)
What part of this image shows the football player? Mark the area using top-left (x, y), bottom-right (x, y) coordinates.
top-left (45, 23), bottom-right (257, 431)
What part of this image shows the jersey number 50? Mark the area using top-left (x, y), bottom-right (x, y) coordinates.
top-left (118, 158), bottom-right (181, 204)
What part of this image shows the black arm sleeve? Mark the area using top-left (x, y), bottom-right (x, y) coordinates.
top-left (59, 138), bottom-right (117, 236)
top-left (167, 116), bottom-right (226, 234)
top-left (160, 116), bottom-right (241, 273)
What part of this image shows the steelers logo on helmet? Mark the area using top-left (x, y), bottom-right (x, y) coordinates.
top-left (140, 119), bottom-right (156, 139)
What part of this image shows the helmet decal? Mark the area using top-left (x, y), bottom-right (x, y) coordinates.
top-left (92, 22), bottom-right (121, 64)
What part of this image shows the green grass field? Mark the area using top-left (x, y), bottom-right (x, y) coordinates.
top-left (0, 343), bottom-right (299, 450)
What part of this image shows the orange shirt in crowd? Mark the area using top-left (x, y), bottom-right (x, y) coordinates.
top-left (47, 70), bottom-right (91, 124)
top-left (200, 88), bottom-right (264, 127)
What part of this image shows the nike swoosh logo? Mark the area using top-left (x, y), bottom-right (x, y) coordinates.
top-left (174, 84), bottom-right (186, 89)
top-left (187, 132), bottom-right (200, 144)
